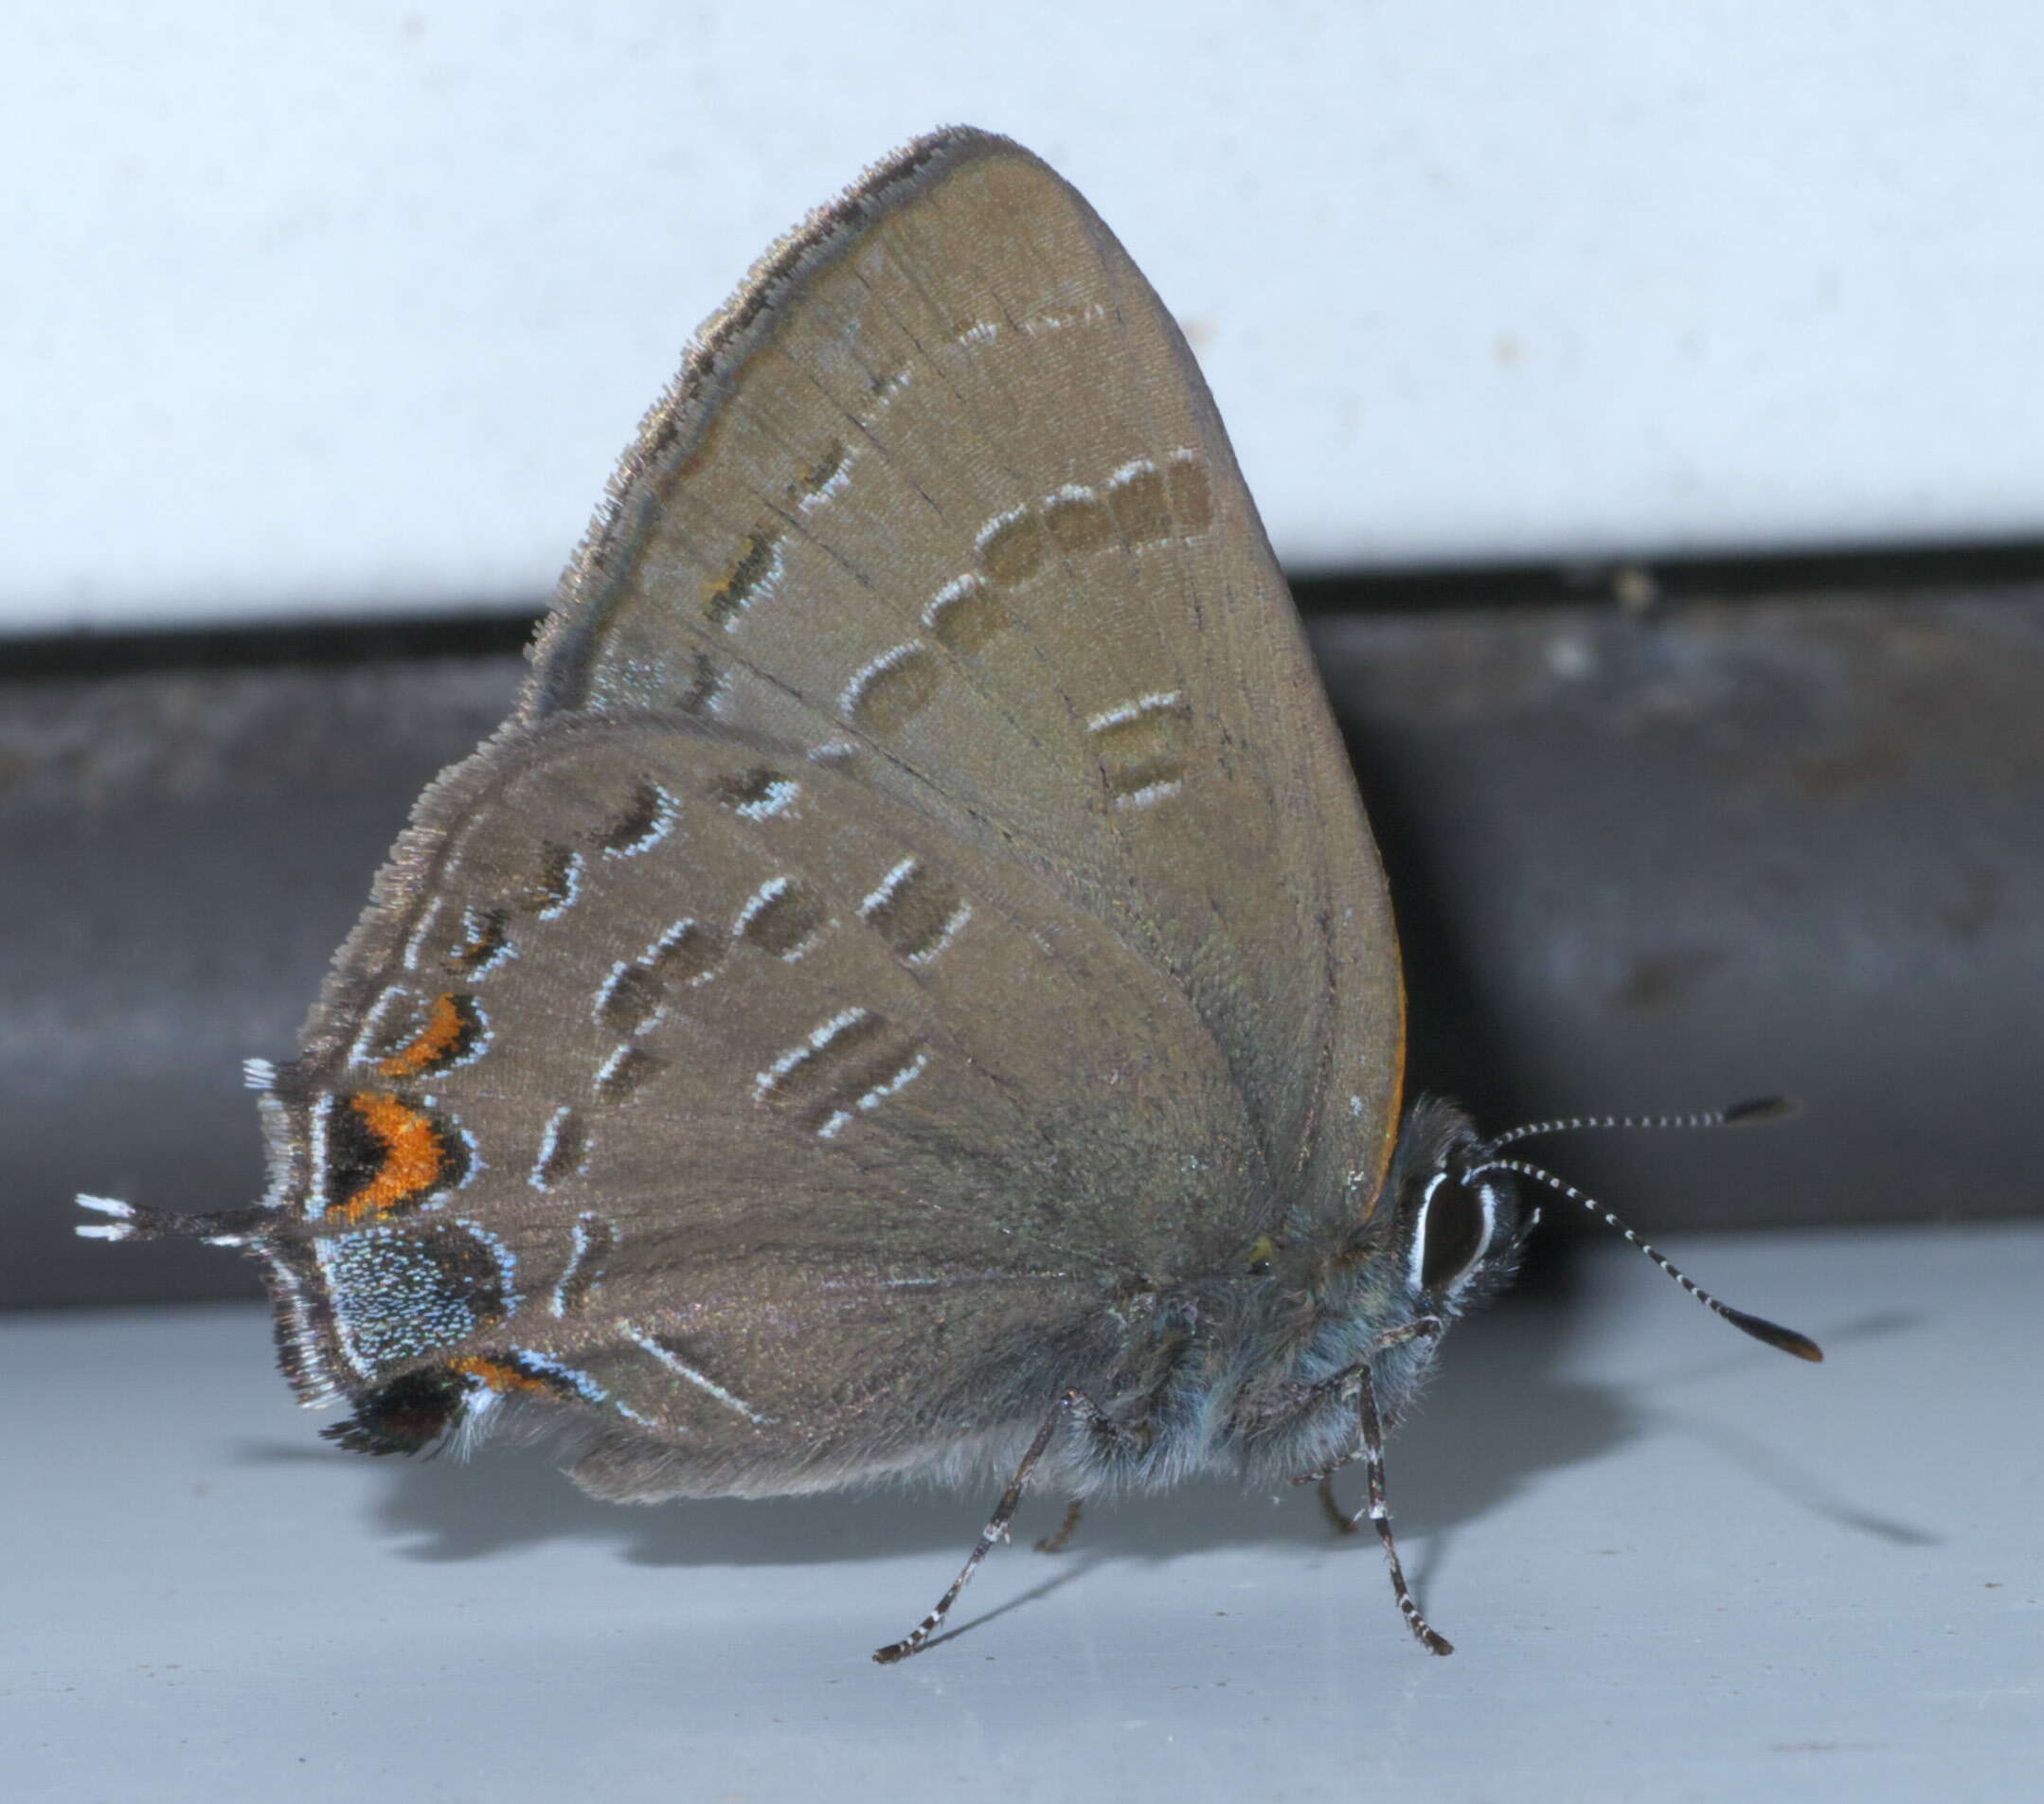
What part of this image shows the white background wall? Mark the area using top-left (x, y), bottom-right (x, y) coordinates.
top-left (9, 2), bottom-right (2041, 631)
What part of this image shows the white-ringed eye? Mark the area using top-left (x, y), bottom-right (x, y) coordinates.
top-left (1409, 1170), bottom-right (1497, 1296)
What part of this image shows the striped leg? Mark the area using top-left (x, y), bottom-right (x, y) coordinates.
top-left (872, 1389), bottom-right (1088, 1664)
top-left (1317, 1474), bottom-right (1359, 1536)
top-left (1283, 1318), bottom-right (1451, 1653)
top-left (1354, 1366), bottom-right (1452, 1656)
top-left (1287, 1315), bottom-right (1443, 1496)
top-left (1034, 1497), bottom-right (1085, 1554)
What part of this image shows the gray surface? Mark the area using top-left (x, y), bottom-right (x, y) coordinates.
top-left (8, 1224), bottom-right (2037, 1801)
top-left (11, 589), bottom-right (2043, 1305)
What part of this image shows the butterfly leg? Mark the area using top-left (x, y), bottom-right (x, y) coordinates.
top-left (1350, 1361), bottom-right (1453, 1655)
top-left (1282, 1318), bottom-right (1451, 1655)
top-left (1034, 1497), bottom-right (1085, 1554)
top-left (1316, 1474), bottom-right (1358, 1536)
top-left (1282, 1314), bottom-right (1445, 1491)
top-left (872, 1388), bottom-right (1093, 1664)
top-left (1255, 1314), bottom-right (1446, 1457)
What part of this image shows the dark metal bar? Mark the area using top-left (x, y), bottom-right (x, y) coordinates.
top-left (4, 581), bottom-right (2038, 1306)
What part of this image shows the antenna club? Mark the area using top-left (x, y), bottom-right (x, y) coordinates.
top-left (1475, 1155), bottom-right (1823, 1366)
top-left (1720, 1306), bottom-right (1825, 1362)
top-left (1724, 1097), bottom-right (1802, 1126)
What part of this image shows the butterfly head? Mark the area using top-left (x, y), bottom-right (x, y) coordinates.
top-left (1375, 1096), bottom-right (1533, 1324)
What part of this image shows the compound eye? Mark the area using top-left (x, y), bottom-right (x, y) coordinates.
top-left (1415, 1172), bottom-right (1495, 1295)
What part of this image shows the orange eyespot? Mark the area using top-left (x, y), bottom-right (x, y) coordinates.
top-left (328, 1093), bottom-right (466, 1223)
top-left (450, 1356), bottom-right (557, 1396)
top-left (377, 993), bottom-right (483, 1080)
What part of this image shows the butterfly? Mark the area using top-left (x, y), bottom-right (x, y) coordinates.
top-left (79, 127), bottom-right (1819, 1663)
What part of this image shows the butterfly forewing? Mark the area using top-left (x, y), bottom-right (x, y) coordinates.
top-left (529, 132), bottom-right (1402, 1213)
top-left (267, 128), bottom-right (1402, 1491)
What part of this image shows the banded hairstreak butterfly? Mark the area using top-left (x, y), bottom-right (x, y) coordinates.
top-left (80, 127), bottom-right (1820, 1662)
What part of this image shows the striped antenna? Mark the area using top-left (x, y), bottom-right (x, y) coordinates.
top-left (1468, 1154), bottom-right (1823, 1364)
top-left (1486, 1096), bottom-right (1800, 1152)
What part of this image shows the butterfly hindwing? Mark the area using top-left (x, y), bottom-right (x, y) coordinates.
top-left (264, 716), bottom-right (1262, 1485)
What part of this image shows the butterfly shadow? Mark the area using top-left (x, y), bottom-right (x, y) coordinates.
top-left (350, 1271), bottom-right (1637, 1576)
